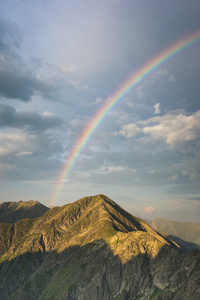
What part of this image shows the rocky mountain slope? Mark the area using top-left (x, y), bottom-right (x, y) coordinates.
top-left (0, 200), bottom-right (49, 223)
top-left (0, 195), bottom-right (199, 299)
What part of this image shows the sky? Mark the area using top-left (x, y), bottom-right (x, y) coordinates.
top-left (0, 0), bottom-right (200, 222)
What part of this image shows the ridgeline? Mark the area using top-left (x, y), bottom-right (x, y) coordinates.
top-left (0, 195), bottom-right (199, 299)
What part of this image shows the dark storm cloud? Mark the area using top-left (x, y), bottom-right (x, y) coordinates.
top-left (0, 16), bottom-right (59, 102)
top-left (0, 103), bottom-right (63, 131)
top-left (0, 68), bottom-right (49, 102)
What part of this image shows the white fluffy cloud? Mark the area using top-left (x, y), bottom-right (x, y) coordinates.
top-left (141, 111), bottom-right (200, 147)
top-left (116, 123), bottom-right (141, 138)
top-left (116, 111), bottom-right (200, 148)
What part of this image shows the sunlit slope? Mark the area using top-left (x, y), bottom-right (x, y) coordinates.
top-left (0, 195), bottom-right (177, 262)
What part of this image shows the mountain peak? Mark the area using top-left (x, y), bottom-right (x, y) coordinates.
top-left (0, 200), bottom-right (49, 223)
top-left (0, 195), bottom-right (199, 300)
top-left (26, 194), bottom-right (178, 259)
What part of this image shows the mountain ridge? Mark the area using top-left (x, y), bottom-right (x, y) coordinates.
top-left (0, 200), bottom-right (49, 224)
top-left (0, 195), bottom-right (199, 299)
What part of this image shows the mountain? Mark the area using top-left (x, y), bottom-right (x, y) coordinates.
top-left (150, 217), bottom-right (200, 251)
top-left (0, 195), bottom-right (199, 299)
top-left (0, 200), bottom-right (49, 223)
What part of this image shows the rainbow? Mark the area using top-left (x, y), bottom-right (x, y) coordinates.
top-left (50, 29), bottom-right (200, 206)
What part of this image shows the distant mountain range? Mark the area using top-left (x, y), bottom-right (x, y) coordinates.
top-left (0, 195), bottom-right (199, 299)
top-left (149, 217), bottom-right (200, 252)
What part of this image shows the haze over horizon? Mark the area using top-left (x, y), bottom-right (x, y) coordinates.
top-left (0, 0), bottom-right (200, 222)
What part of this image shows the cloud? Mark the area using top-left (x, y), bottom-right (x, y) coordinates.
top-left (15, 152), bottom-right (33, 157)
top-left (60, 65), bottom-right (76, 74)
top-left (136, 86), bottom-right (146, 99)
top-left (0, 132), bottom-right (26, 156)
top-left (153, 69), bottom-right (168, 79)
top-left (0, 16), bottom-right (21, 55)
top-left (69, 80), bottom-right (90, 91)
top-left (144, 207), bottom-right (154, 213)
top-left (114, 110), bottom-right (200, 146)
top-left (0, 163), bottom-right (16, 174)
top-left (189, 168), bottom-right (200, 181)
top-left (0, 17), bottom-right (61, 102)
top-left (0, 129), bottom-right (64, 180)
top-left (97, 165), bottom-right (127, 174)
top-left (0, 103), bottom-right (63, 131)
top-left (169, 75), bottom-right (176, 82)
top-left (140, 110), bottom-right (200, 148)
top-left (168, 174), bottom-right (178, 182)
top-left (153, 103), bottom-right (160, 114)
top-left (0, 62), bottom-right (48, 101)
top-left (116, 123), bottom-right (141, 138)
top-left (42, 111), bottom-right (58, 117)
top-left (89, 97), bottom-right (104, 106)
top-left (182, 170), bottom-right (188, 176)
top-left (110, 110), bottom-right (132, 126)
top-left (151, 69), bottom-right (176, 84)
